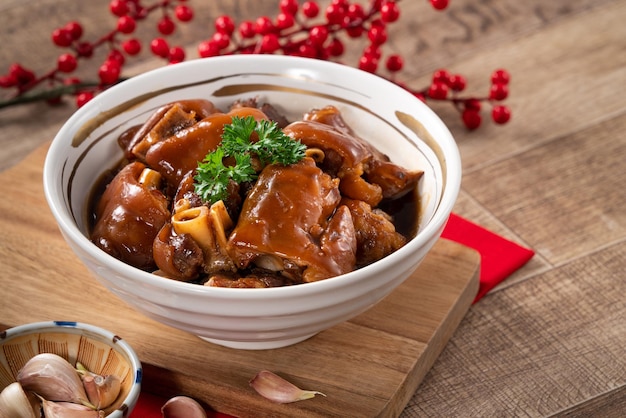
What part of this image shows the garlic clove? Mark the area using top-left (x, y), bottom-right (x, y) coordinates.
top-left (249, 370), bottom-right (326, 404)
top-left (82, 373), bottom-right (122, 409)
top-left (17, 353), bottom-right (93, 408)
top-left (0, 382), bottom-right (39, 418)
top-left (40, 398), bottom-right (104, 418)
top-left (161, 396), bottom-right (207, 418)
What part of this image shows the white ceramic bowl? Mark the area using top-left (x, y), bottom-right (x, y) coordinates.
top-left (43, 55), bottom-right (461, 349)
top-left (0, 321), bottom-right (141, 416)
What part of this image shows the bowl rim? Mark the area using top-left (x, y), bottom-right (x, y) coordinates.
top-left (43, 55), bottom-right (461, 298)
top-left (1, 320), bottom-right (142, 415)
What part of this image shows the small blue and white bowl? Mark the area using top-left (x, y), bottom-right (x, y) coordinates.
top-left (0, 321), bottom-right (142, 417)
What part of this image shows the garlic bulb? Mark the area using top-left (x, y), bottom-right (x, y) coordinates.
top-left (41, 399), bottom-right (104, 418)
top-left (82, 373), bottom-right (122, 409)
top-left (161, 396), bottom-right (208, 418)
top-left (0, 382), bottom-right (39, 418)
top-left (17, 353), bottom-right (92, 407)
top-left (249, 370), bottom-right (326, 404)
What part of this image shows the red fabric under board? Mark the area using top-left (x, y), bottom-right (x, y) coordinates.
top-left (131, 391), bottom-right (231, 417)
top-left (441, 212), bottom-right (535, 302)
top-left (129, 213), bottom-right (534, 417)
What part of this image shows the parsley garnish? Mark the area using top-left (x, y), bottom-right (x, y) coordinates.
top-left (194, 116), bottom-right (306, 204)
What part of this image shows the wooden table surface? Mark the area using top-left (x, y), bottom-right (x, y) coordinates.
top-left (1, 1), bottom-right (625, 416)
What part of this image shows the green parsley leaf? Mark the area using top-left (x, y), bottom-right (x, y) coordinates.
top-left (194, 116), bottom-right (306, 204)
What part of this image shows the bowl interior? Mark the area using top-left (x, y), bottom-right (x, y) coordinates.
top-left (0, 321), bottom-right (141, 416)
top-left (46, 56), bottom-right (453, 246)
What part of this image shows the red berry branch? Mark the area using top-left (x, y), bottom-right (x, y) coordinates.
top-left (0, 0), bottom-right (511, 130)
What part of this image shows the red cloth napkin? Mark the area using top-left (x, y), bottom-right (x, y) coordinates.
top-left (441, 213), bottom-right (535, 302)
top-left (131, 392), bottom-right (230, 417)
top-left (129, 213), bottom-right (534, 417)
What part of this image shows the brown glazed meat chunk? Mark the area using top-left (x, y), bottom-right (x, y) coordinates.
top-left (152, 223), bottom-right (204, 281)
top-left (145, 107), bottom-right (269, 191)
top-left (301, 105), bottom-right (424, 199)
top-left (283, 120), bottom-right (384, 207)
top-left (125, 99), bottom-right (219, 161)
top-left (341, 198), bottom-right (407, 266)
top-left (227, 157), bottom-right (357, 282)
top-left (91, 161), bottom-right (170, 271)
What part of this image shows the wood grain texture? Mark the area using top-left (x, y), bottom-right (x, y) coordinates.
top-left (0, 143), bottom-right (479, 417)
top-left (404, 241), bottom-right (626, 417)
top-left (463, 113), bottom-right (626, 266)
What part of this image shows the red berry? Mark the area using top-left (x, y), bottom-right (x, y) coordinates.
top-left (464, 98), bottom-right (481, 111)
top-left (325, 3), bottom-right (346, 25)
top-left (108, 49), bottom-right (125, 66)
top-left (169, 46), bottom-right (185, 64)
top-left (380, 1), bottom-right (400, 23)
top-left (117, 16), bottom-right (136, 34)
top-left (215, 15), bottom-right (235, 35)
top-left (198, 40), bottom-right (220, 58)
top-left (255, 16), bottom-right (274, 35)
top-left (9, 64), bottom-right (35, 84)
top-left (298, 43), bottom-right (317, 58)
top-left (432, 68), bottom-right (450, 84)
top-left (57, 53), bottom-right (78, 73)
top-left (150, 38), bottom-right (170, 58)
top-left (489, 83), bottom-right (508, 100)
top-left (135, 5), bottom-right (148, 19)
top-left (211, 32), bottom-right (230, 50)
top-left (109, 0), bottom-right (129, 17)
top-left (347, 3), bottom-right (365, 20)
top-left (302, 1), bottom-right (320, 18)
top-left (370, 18), bottom-right (386, 28)
top-left (427, 81), bottom-right (448, 100)
top-left (362, 44), bottom-right (381, 60)
top-left (414, 92), bottom-right (426, 102)
top-left (238, 21), bottom-right (255, 38)
top-left (385, 54), bottom-right (403, 72)
top-left (448, 74), bottom-right (466, 91)
top-left (327, 38), bottom-right (344, 56)
top-left (157, 16), bottom-right (175, 35)
top-left (430, 0), bottom-right (449, 10)
top-left (371, 0), bottom-right (384, 11)
top-left (0, 74), bottom-right (18, 88)
top-left (260, 34), bottom-right (280, 53)
top-left (122, 38), bottom-right (141, 55)
top-left (309, 26), bottom-right (329, 46)
top-left (346, 26), bottom-right (364, 38)
top-left (64, 22), bottom-right (83, 40)
top-left (76, 91), bottom-right (94, 107)
top-left (491, 69), bottom-right (510, 85)
top-left (276, 12), bottom-right (295, 30)
top-left (358, 55), bottom-right (378, 73)
top-left (279, 0), bottom-right (299, 15)
top-left (492, 105), bottom-right (511, 124)
top-left (462, 109), bottom-right (482, 130)
top-left (367, 25), bottom-right (387, 45)
top-left (98, 61), bottom-right (121, 85)
top-left (52, 28), bottom-right (73, 47)
top-left (75, 42), bottom-right (94, 58)
top-left (174, 5), bottom-right (194, 22)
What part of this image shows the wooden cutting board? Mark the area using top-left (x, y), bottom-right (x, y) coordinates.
top-left (0, 142), bottom-right (479, 417)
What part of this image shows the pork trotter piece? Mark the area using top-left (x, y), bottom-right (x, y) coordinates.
top-left (227, 157), bottom-right (357, 283)
top-left (91, 161), bottom-right (170, 271)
